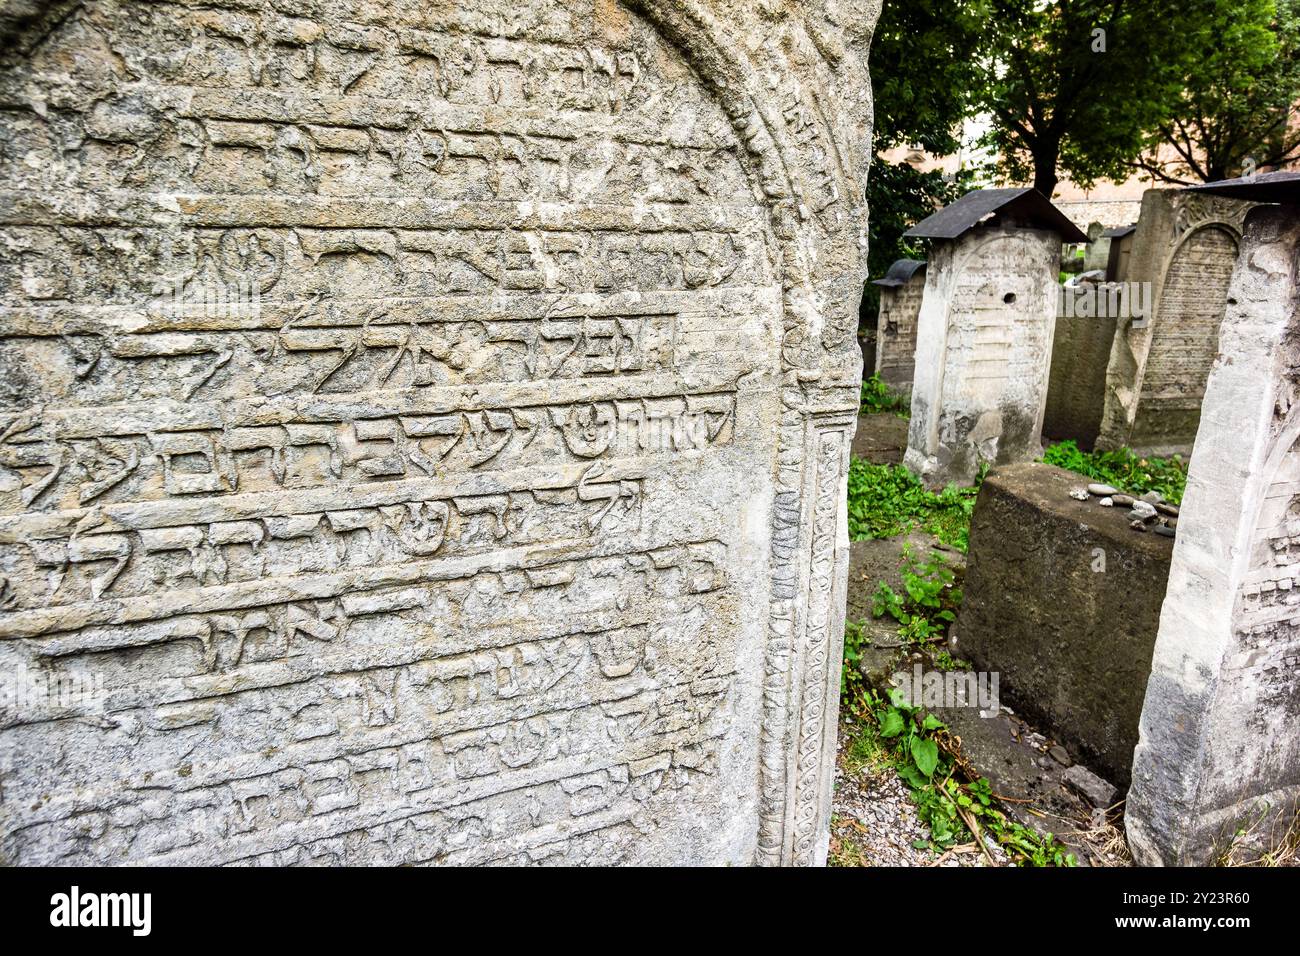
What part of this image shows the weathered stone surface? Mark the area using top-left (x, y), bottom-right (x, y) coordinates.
top-left (1062, 764), bottom-right (1118, 810)
top-left (1042, 287), bottom-right (1118, 449)
top-left (904, 224), bottom-right (1061, 487)
top-left (1096, 188), bottom-right (1253, 457)
top-left (870, 259), bottom-right (925, 399)
top-left (1127, 202), bottom-right (1300, 867)
top-left (1081, 223), bottom-right (1111, 275)
top-left (953, 462), bottom-right (1174, 787)
top-left (1103, 225), bottom-right (1136, 283)
top-left (0, 0), bottom-right (878, 866)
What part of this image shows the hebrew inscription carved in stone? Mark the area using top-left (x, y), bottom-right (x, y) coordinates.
top-left (0, 0), bottom-right (875, 865)
top-left (1097, 188), bottom-right (1253, 457)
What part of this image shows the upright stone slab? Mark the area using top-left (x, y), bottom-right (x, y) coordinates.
top-left (1128, 173), bottom-right (1300, 866)
top-left (1081, 222), bottom-right (1111, 274)
top-left (0, 0), bottom-right (876, 866)
top-left (1103, 224), bottom-right (1136, 282)
top-left (1043, 274), bottom-right (1120, 449)
top-left (870, 259), bottom-right (925, 398)
top-left (903, 189), bottom-right (1086, 487)
top-left (1096, 188), bottom-right (1253, 457)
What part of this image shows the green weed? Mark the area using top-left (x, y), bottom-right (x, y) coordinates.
top-left (1042, 439), bottom-right (1187, 504)
top-left (846, 459), bottom-right (980, 551)
top-left (864, 689), bottom-right (1078, 867)
top-left (860, 374), bottom-right (911, 418)
top-left (871, 546), bottom-right (962, 646)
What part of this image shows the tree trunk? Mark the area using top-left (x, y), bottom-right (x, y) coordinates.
top-left (1033, 156), bottom-right (1059, 197)
top-left (1030, 134), bottom-right (1061, 195)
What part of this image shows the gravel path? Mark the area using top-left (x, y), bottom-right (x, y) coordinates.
top-left (829, 723), bottom-right (1011, 867)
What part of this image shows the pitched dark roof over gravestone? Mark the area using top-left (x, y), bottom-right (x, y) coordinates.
top-left (904, 187), bottom-right (1088, 243)
top-left (1185, 170), bottom-right (1300, 204)
top-left (1102, 224), bottom-right (1136, 239)
top-left (871, 259), bottom-right (927, 287)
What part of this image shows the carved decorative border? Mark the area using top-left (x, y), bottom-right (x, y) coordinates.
top-left (567, 0), bottom-right (877, 866)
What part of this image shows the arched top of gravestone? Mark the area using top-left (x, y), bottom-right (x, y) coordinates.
top-left (904, 187), bottom-right (1088, 244)
top-left (0, 0), bottom-right (879, 867)
top-left (0, 0), bottom-right (877, 370)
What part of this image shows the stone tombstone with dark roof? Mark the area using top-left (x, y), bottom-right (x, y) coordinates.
top-left (1128, 173), bottom-right (1300, 866)
top-left (870, 259), bottom-right (926, 399)
top-left (0, 0), bottom-right (877, 867)
top-left (902, 188), bottom-right (1086, 487)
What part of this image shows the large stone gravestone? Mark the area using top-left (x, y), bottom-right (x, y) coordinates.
top-left (870, 258), bottom-right (925, 399)
top-left (1081, 221), bottom-right (1111, 274)
top-left (1042, 222), bottom-right (1140, 449)
top-left (1096, 188), bottom-right (1253, 457)
top-left (1127, 173), bottom-right (1300, 866)
top-left (903, 188), bottom-right (1086, 487)
top-left (956, 461), bottom-right (1175, 787)
top-left (0, 0), bottom-right (875, 866)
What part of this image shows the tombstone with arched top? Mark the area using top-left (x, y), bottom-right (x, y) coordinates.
top-left (1096, 188), bottom-right (1256, 457)
top-left (0, 0), bottom-right (876, 866)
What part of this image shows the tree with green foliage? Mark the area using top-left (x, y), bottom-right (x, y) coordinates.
top-left (1134, 0), bottom-right (1300, 184)
top-left (871, 0), bottom-right (991, 158)
top-left (977, 0), bottom-right (1212, 195)
top-left (864, 0), bottom-right (989, 319)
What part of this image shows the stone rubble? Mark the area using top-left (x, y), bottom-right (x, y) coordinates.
top-left (1062, 765), bottom-right (1120, 810)
top-left (831, 726), bottom-right (1010, 868)
top-left (1064, 485), bottom-right (1176, 537)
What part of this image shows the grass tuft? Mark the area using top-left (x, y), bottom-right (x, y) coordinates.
top-left (1041, 440), bottom-right (1187, 505)
top-left (846, 459), bottom-right (980, 551)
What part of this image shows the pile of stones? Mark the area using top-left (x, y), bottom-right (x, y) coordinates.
top-left (1068, 483), bottom-right (1179, 537)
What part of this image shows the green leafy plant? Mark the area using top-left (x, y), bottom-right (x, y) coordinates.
top-left (876, 687), bottom-right (947, 788)
top-left (841, 723), bottom-right (893, 779)
top-left (846, 460), bottom-right (981, 551)
top-left (934, 649), bottom-right (971, 672)
top-left (841, 619), bottom-right (871, 716)
top-left (865, 689), bottom-right (1078, 866)
top-left (1042, 439), bottom-right (1187, 504)
top-left (871, 547), bottom-right (962, 646)
top-left (860, 374), bottom-right (911, 418)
